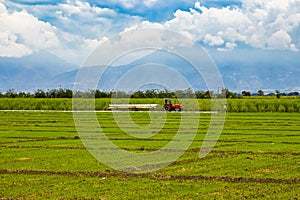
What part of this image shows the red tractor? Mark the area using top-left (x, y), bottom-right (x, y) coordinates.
top-left (163, 98), bottom-right (182, 111)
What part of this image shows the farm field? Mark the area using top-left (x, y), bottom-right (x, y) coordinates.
top-left (0, 97), bottom-right (300, 112)
top-left (1, 111), bottom-right (300, 199)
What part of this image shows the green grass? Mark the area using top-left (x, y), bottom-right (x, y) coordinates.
top-left (1, 174), bottom-right (300, 199)
top-left (0, 97), bottom-right (300, 112)
top-left (1, 111), bottom-right (300, 199)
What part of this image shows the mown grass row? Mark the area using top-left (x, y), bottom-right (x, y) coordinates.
top-left (0, 111), bottom-right (300, 199)
top-left (1, 112), bottom-right (300, 168)
top-left (0, 98), bottom-right (300, 112)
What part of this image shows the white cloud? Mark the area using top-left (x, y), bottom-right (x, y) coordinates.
top-left (267, 30), bottom-right (292, 50)
top-left (143, 0), bottom-right (158, 8)
top-left (82, 37), bottom-right (108, 51)
top-left (53, 0), bottom-right (300, 62)
top-left (226, 42), bottom-right (237, 49)
top-left (0, 31), bottom-right (32, 57)
top-left (165, 4), bottom-right (251, 46)
top-left (0, 2), bottom-right (59, 57)
top-left (5, 0), bottom-right (140, 38)
top-left (115, 0), bottom-right (139, 9)
top-left (119, 21), bottom-right (195, 53)
top-left (50, 35), bottom-right (109, 65)
top-left (0, 0), bottom-right (143, 63)
top-left (290, 44), bottom-right (298, 52)
top-left (1, 0), bottom-right (299, 64)
top-left (204, 34), bottom-right (224, 46)
top-left (94, 0), bottom-right (159, 9)
top-left (51, 0), bottom-right (125, 40)
top-left (59, 0), bottom-right (116, 18)
top-left (163, 0), bottom-right (300, 51)
top-left (123, 20), bottom-right (164, 32)
top-left (194, 1), bottom-right (201, 10)
top-left (217, 42), bottom-right (237, 52)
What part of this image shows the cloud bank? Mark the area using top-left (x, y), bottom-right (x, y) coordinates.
top-left (164, 0), bottom-right (300, 51)
top-left (0, 2), bottom-right (59, 57)
top-left (0, 0), bottom-right (299, 64)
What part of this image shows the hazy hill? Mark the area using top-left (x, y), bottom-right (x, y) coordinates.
top-left (56, 48), bottom-right (300, 93)
top-left (0, 49), bottom-right (299, 93)
top-left (210, 48), bottom-right (300, 93)
top-left (0, 51), bottom-right (76, 91)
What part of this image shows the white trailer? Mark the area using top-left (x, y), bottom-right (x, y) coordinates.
top-left (108, 104), bottom-right (158, 111)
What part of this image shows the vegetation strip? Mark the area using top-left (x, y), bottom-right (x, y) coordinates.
top-left (2, 145), bottom-right (300, 156)
top-left (1, 98), bottom-right (300, 112)
top-left (1, 135), bottom-right (292, 144)
top-left (1, 169), bottom-right (299, 184)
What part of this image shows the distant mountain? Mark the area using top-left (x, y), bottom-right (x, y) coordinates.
top-left (56, 48), bottom-right (300, 93)
top-left (55, 50), bottom-right (208, 92)
top-left (0, 48), bottom-right (299, 93)
top-left (209, 48), bottom-right (300, 93)
top-left (0, 51), bottom-right (76, 91)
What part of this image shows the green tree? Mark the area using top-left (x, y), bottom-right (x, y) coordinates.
top-left (95, 90), bottom-right (108, 98)
top-left (184, 88), bottom-right (195, 98)
top-left (276, 90), bottom-right (281, 99)
top-left (204, 90), bottom-right (212, 99)
top-left (65, 89), bottom-right (73, 98)
top-left (131, 90), bottom-right (145, 98)
top-left (34, 89), bottom-right (46, 98)
top-left (221, 88), bottom-right (235, 98)
top-left (195, 90), bottom-right (205, 99)
top-left (5, 89), bottom-right (17, 98)
top-left (258, 90), bottom-right (264, 96)
top-left (145, 89), bottom-right (157, 98)
top-left (242, 91), bottom-right (251, 96)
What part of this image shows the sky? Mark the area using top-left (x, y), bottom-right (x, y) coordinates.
top-left (0, 0), bottom-right (300, 65)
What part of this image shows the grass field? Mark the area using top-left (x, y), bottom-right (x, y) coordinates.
top-left (1, 111), bottom-right (300, 199)
top-left (0, 97), bottom-right (300, 112)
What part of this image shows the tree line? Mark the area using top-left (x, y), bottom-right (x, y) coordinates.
top-left (0, 88), bottom-right (299, 99)
top-left (0, 88), bottom-right (212, 99)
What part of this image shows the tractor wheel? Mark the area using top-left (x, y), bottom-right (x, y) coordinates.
top-left (175, 108), bottom-right (181, 112)
top-left (164, 106), bottom-right (169, 111)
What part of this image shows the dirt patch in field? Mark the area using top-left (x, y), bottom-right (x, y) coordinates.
top-left (0, 169), bottom-right (299, 184)
top-left (209, 150), bottom-right (300, 156)
top-left (282, 142), bottom-right (300, 145)
top-left (18, 158), bottom-right (33, 161)
top-left (0, 145), bottom-right (86, 150)
top-left (0, 136), bottom-right (81, 145)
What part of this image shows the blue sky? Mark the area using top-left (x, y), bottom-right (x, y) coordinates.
top-left (0, 0), bottom-right (299, 64)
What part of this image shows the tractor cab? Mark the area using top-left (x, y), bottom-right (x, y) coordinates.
top-left (163, 98), bottom-right (182, 111)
